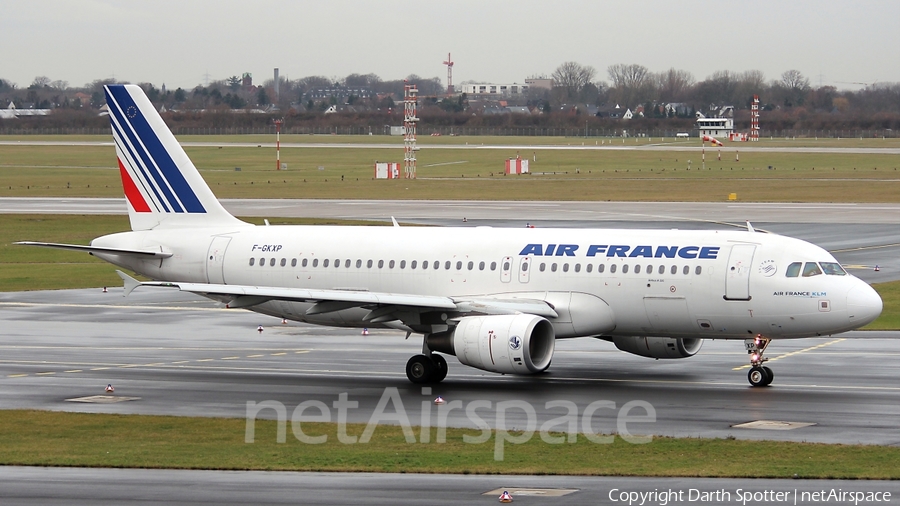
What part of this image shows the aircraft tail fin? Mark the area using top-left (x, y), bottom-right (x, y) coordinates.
top-left (104, 84), bottom-right (246, 231)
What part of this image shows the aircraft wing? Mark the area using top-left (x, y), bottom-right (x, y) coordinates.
top-left (116, 271), bottom-right (557, 319)
top-left (16, 242), bottom-right (173, 258)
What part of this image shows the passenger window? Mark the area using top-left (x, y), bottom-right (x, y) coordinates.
top-left (695, 266), bottom-right (702, 275)
top-left (312, 259), bottom-right (319, 267)
top-left (658, 265), bottom-right (665, 275)
top-left (457, 261), bottom-right (463, 270)
top-left (269, 258), bottom-right (276, 267)
top-left (323, 259), bottom-right (330, 268)
top-left (400, 260), bottom-right (406, 269)
top-left (389, 260), bottom-right (396, 269)
top-left (345, 259), bottom-right (351, 268)
top-left (356, 259), bottom-right (362, 268)
top-left (445, 261), bottom-right (451, 270)
top-left (645, 264), bottom-right (651, 273)
top-left (479, 261), bottom-right (485, 271)
top-left (610, 264), bottom-right (617, 273)
top-left (378, 260), bottom-right (384, 268)
top-left (490, 262), bottom-right (497, 271)
top-left (249, 258), bottom-right (255, 266)
top-left (367, 259), bottom-right (373, 268)
top-left (291, 258), bottom-right (297, 267)
top-left (622, 264), bottom-right (629, 274)
top-left (683, 265), bottom-right (689, 275)
top-left (502, 261), bottom-right (509, 271)
top-left (433, 261), bottom-right (439, 270)
top-left (259, 257), bottom-right (265, 266)
top-left (522, 262), bottom-right (528, 272)
top-left (411, 260), bottom-right (417, 269)
top-left (670, 265), bottom-right (677, 275)
top-left (575, 264), bottom-right (581, 273)
top-left (634, 265), bottom-right (641, 274)
top-left (785, 262), bottom-right (801, 277)
top-left (598, 264), bottom-right (605, 273)
top-left (562, 263), bottom-right (569, 272)
top-left (280, 258), bottom-right (286, 267)
top-left (820, 262), bottom-right (846, 276)
top-left (334, 259), bottom-right (340, 267)
top-left (539, 263), bottom-right (546, 272)
top-left (802, 262), bottom-right (822, 277)
top-left (302, 258), bottom-right (308, 267)
top-left (551, 263), bottom-right (558, 272)
top-left (586, 264), bottom-right (593, 273)
top-left (467, 261), bottom-right (474, 270)
top-left (421, 260), bottom-right (428, 270)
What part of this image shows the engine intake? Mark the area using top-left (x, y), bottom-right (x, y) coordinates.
top-left (613, 336), bottom-right (702, 359)
top-left (427, 314), bottom-right (555, 374)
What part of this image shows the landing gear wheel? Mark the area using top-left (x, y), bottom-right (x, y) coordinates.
top-left (748, 366), bottom-right (771, 387)
top-left (431, 354), bottom-right (448, 383)
top-left (761, 366), bottom-right (774, 386)
top-left (406, 355), bottom-right (435, 384)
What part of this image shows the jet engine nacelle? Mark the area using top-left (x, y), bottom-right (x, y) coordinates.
top-left (613, 336), bottom-right (703, 359)
top-left (427, 314), bottom-right (555, 374)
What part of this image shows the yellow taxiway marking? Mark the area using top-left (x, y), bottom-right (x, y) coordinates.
top-left (65, 370), bottom-right (83, 373)
top-left (221, 356), bottom-right (239, 360)
top-left (171, 361), bottom-right (190, 364)
top-left (247, 354), bottom-right (264, 358)
top-left (294, 350), bottom-right (310, 354)
top-left (732, 338), bottom-right (845, 370)
top-left (35, 372), bottom-right (56, 376)
top-left (90, 367), bottom-right (110, 371)
top-left (196, 359), bottom-right (214, 362)
top-left (271, 352), bottom-right (287, 356)
top-left (142, 363), bottom-right (165, 367)
top-left (7, 373), bottom-right (28, 378)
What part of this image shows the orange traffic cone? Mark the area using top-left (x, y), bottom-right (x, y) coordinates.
top-left (499, 490), bottom-right (513, 503)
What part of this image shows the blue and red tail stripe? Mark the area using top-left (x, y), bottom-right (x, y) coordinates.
top-left (105, 85), bottom-right (206, 214)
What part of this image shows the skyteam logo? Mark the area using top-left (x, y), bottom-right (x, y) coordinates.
top-left (105, 85), bottom-right (206, 215)
top-left (509, 335), bottom-right (522, 351)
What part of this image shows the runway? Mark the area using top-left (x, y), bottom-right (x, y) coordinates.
top-left (3, 198), bottom-right (899, 283)
top-left (1, 288), bottom-right (898, 446)
top-left (2, 467), bottom-right (899, 505)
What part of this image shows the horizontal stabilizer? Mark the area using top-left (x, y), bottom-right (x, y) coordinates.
top-left (17, 241), bottom-right (173, 258)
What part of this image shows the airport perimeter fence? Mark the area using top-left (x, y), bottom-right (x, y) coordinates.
top-left (0, 126), bottom-right (897, 138)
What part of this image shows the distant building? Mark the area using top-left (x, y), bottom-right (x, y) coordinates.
top-left (696, 116), bottom-right (734, 137)
top-left (304, 87), bottom-right (374, 102)
top-left (460, 83), bottom-right (530, 96)
top-left (525, 78), bottom-right (552, 90)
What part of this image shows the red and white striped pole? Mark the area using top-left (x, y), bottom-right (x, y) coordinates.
top-left (274, 119), bottom-right (283, 170)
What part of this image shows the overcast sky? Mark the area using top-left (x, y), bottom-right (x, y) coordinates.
top-left (2, 0), bottom-right (898, 91)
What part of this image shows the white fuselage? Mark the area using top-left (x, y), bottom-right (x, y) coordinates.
top-left (92, 224), bottom-right (881, 341)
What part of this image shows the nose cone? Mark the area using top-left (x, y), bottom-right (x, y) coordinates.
top-left (847, 282), bottom-right (883, 328)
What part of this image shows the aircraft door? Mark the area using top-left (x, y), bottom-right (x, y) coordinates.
top-left (724, 244), bottom-right (756, 300)
top-left (518, 256), bottom-right (532, 283)
top-left (500, 256), bottom-right (513, 283)
top-left (206, 236), bottom-right (232, 284)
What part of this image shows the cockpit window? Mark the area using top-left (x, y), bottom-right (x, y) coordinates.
top-left (785, 262), bottom-right (802, 277)
top-left (802, 262), bottom-right (823, 277)
top-left (820, 262), bottom-right (847, 276)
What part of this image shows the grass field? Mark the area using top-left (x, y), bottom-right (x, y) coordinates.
top-left (1, 409), bottom-right (898, 478)
top-left (1, 135), bottom-right (899, 202)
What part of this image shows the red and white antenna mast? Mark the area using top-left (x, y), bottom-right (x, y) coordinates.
top-left (403, 81), bottom-right (418, 179)
top-left (750, 95), bottom-right (760, 142)
top-left (443, 53), bottom-right (454, 95)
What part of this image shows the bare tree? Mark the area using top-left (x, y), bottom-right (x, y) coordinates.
top-left (655, 68), bottom-right (694, 103)
top-left (30, 76), bottom-right (51, 88)
top-left (50, 79), bottom-right (69, 91)
top-left (552, 62), bottom-right (596, 103)
top-left (778, 69), bottom-right (811, 106)
top-left (607, 63), bottom-right (652, 107)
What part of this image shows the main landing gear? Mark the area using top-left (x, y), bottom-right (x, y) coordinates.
top-left (745, 334), bottom-right (773, 387)
top-left (406, 354), bottom-right (447, 383)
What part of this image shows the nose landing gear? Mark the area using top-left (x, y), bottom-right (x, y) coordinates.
top-left (745, 335), bottom-right (773, 387)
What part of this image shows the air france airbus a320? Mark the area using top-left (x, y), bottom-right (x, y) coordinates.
top-left (19, 84), bottom-right (883, 387)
